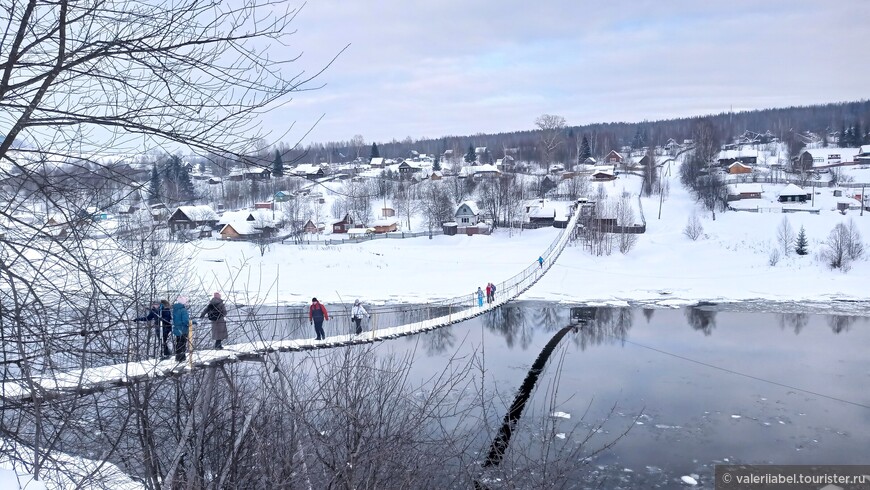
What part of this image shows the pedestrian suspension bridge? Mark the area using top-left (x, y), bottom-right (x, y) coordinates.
top-left (3, 205), bottom-right (583, 403)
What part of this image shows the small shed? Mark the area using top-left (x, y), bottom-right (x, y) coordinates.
top-left (442, 222), bottom-right (458, 236)
top-left (303, 219), bottom-right (324, 234)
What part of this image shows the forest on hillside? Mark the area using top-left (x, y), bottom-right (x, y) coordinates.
top-left (294, 100), bottom-right (870, 165)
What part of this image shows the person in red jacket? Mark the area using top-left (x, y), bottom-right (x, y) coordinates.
top-left (309, 297), bottom-right (329, 340)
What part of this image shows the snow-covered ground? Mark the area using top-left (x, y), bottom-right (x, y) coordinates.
top-left (187, 165), bottom-right (870, 309)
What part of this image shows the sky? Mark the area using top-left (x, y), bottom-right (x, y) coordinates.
top-left (262, 0), bottom-right (870, 146)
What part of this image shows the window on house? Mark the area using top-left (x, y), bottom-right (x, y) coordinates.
top-left (461, 218), bottom-right (468, 223)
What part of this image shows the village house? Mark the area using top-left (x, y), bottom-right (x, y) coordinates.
top-left (726, 183), bottom-right (763, 201)
top-left (303, 219), bottom-right (325, 234)
top-left (398, 161), bottom-right (424, 177)
top-left (525, 200), bottom-right (557, 226)
top-left (454, 200), bottom-right (480, 227)
top-left (591, 169), bottom-right (617, 181)
top-left (331, 212), bottom-right (365, 234)
top-left (370, 218), bottom-right (398, 234)
top-left (777, 184), bottom-right (810, 203)
top-left (717, 149), bottom-right (759, 167)
top-left (727, 162), bottom-right (753, 174)
top-left (168, 205), bottom-right (218, 232)
top-left (795, 148), bottom-right (861, 170)
top-left (290, 164), bottom-right (326, 179)
top-left (604, 150), bottom-right (624, 164)
top-left (243, 167), bottom-right (271, 180)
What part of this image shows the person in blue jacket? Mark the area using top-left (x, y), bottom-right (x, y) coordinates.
top-left (135, 299), bottom-right (173, 357)
top-left (172, 297), bottom-right (194, 361)
top-left (477, 287), bottom-right (484, 307)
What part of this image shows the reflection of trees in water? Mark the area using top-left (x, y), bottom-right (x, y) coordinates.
top-left (778, 313), bottom-right (808, 335)
top-left (642, 308), bottom-right (655, 323)
top-left (534, 305), bottom-right (566, 332)
top-left (685, 307), bottom-right (716, 336)
top-left (828, 315), bottom-right (859, 334)
top-left (576, 307), bottom-right (633, 351)
top-left (482, 305), bottom-right (531, 349)
top-left (420, 327), bottom-right (456, 356)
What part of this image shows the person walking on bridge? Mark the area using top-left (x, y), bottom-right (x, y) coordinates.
top-left (135, 299), bottom-right (173, 357)
top-left (477, 287), bottom-right (484, 307)
top-left (172, 297), bottom-right (194, 362)
top-left (537, 256), bottom-right (544, 269)
top-left (200, 292), bottom-right (228, 350)
top-left (351, 299), bottom-right (369, 335)
top-left (309, 297), bottom-right (329, 340)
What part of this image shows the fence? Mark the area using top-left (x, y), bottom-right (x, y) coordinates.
top-left (282, 229), bottom-right (444, 245)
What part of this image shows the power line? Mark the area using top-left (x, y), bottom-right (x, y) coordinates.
top-left (604, 332), bottom-right (870, 411)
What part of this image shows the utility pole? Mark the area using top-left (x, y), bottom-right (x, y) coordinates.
top-left (862, 185), bottom-right (866, 216)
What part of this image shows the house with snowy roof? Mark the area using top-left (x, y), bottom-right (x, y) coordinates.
top-left (777, 184), bottom-right (809, 203)
top-left (168, 205), bottom-right (218, 232)
top-left (795, 148), bottom-right (861, 170)
top-left (455, 201), bottom-right (480, 227)
top-left (727, 162), bottom-right (752, 174)
top-left (604, 150), bottom-right (624, 164)
top-left (726, 183), bottom-right (763, 201)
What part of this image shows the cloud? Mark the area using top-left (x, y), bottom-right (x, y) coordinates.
top-left (265, 0), bottom-right (870, 144)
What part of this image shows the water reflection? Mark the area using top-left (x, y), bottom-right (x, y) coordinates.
top-left (828, 315), bottom-right (859, 334)
top-left (685, 306), bottom-right (717, 336)
top-left (778, 313), bottom-right (808, 335)
top-left (482, 305), bottom-right (532, 349)
top-left (642, 308), bottom-right (655, 323)
top-left (573, 307), bottom-right (633, 351)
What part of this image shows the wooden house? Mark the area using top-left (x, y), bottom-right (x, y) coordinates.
top-left (727, 162), bottom-right (752, 174)
top-left (726, 183), bottom-right (763, 201)
top-left (454, 201), bottom-right (480, 226)
top-left (370, 218), bottom-right (398, 234)
top-left (168, 205), bottom-right (218, 232)
top-left (604, 150), bottom-right (624, 164)
top-left (591, 170), bottom-right (617, 181)
top-left (303, 219), bottom-right (324, 234)
top-left (777, 184), bottom-right (809, 203)
top-left (332, 213), bottom-right (364, 234)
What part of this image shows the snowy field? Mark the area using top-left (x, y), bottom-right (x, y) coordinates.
top-left (187, 168), bottom-right (870, 310)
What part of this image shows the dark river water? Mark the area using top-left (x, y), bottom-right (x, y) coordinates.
top-left (365, 302), bottom-right (870, 488)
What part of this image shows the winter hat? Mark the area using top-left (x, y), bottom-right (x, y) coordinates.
top-left (177, 296), bottom-right (188, 306)
top-left (354, 299), bottom-right (360, 305)
top-left (214, 292), bottom-right (221, 298)
top-left (312, 297), bottom-right (318, 302)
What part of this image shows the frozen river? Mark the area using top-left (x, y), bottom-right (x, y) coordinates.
top-left (373, 302), bottom-right (870, 488)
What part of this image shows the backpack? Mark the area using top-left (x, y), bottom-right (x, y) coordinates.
top-left (207, 304), bottom-right (221, 321)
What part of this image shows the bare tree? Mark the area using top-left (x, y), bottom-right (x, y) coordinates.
top-left (615, 195), bottom-right (637, 254)
top-left (534, 114), bottom-right (566, 170)
top-left (821, 220), bottom-right (863, 270)
top-left (776, 216), bottom-right (795, 256)
top-left (684, 213), bottom-right (703, 240)
top-left (350, 134), bottom-right (366, 160)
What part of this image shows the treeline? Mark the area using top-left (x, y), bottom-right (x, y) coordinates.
top-left (298, 100), bottom-right (870, 164)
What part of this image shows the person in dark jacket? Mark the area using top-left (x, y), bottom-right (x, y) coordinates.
top-left (135, 299), bottom-right (173, 357)
top-left (309, 297), bottom-right (329, 340)
top-left (200, 292), bottom-right (228, 349)
top-left (172, 297), bottom-right (192, 361)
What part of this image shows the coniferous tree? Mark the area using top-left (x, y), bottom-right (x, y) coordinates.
top-left (149, 163), bottom-right (161, 203)
top-left (795, 225), bottom-right (809, 256)
top-left (370, 143), bottom-right (380, 159)
top-left (464, 144), bottom-right (476, 164)
top-left (578, 135), bottom-right (592, 163)
top-left (839, 122), bottom-right (848, 148)
top-left (433, 155), bottom-right (441, 171)
top-left (272, 149), bottom-right (284, 177)
top-left (631, 128), bottom-right (645, 149)
top-left (855, 121), bottom-right (863, 146)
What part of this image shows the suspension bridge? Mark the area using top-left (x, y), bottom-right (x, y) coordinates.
top-left (2, 204), bottom-right (583, 403)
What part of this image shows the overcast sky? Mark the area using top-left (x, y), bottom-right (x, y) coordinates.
top-left (265, 0), bottom-right (869, 146)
